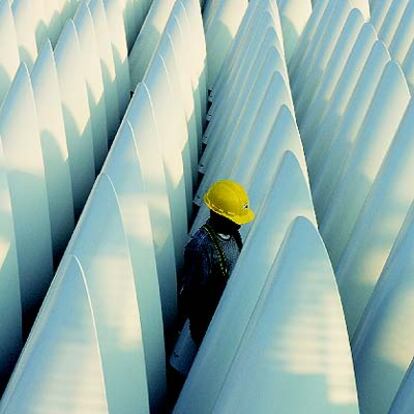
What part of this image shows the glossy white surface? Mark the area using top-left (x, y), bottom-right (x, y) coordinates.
top-left (73, 2), bottom-right (108, 171)
top-left (0, 64), bottom-right (53, 321)
top-left (31, 41), bottom-right (74, 260)
top-left (0, 256), bottom-right (109, 414)
top-left (213, 218), bottom-right (358, 414)
top-left (54, 20), bottom-right (95, 217)
top-left (126, 84), bottom-right (177, 331)
top-left (102, 121), bottom-right (166, 412)
top-left (352, 201), bottom-right (414, 413)
top-left (0, 139), bottom-right (21, 390)
top-left (0, 0), bottom-right (19, 105)
top-left (63, 175), bottom-right (149, 413)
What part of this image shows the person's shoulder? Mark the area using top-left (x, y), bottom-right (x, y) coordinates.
top-left (186, 226), bottom-right (212, 254)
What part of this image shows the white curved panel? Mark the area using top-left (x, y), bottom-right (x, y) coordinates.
top-left (54, 20), bottom-right (96, 217)
top-left (389, 359), bottom-right (414, 414)
top-left (31, 41), bottom-right (74, 260)
top-left (0, 256), bottom-right (109, 414)
top-left (11, 0), bottom-right (42, 69)
top-left (311, 41), bottom-right (390, 218)
top-left (207, 11), bottom-right (288, 152)
top-left (196, 69), bottom-right (292, 208)
top-left (158, 21), bottom-right (198, 180)
top-left (211, 6), bottom-right (286, 113)
top-left (88, 0), bottom-right (121, 139)
top-left (204, 0), bottom-right (248, 87)
top-left (0, 0), bottom-right (20, 105)
top-left (369, 0), bottom-right (393, 32)
top-left (403, 41), bottom-right (414, 92)
top-left (128, 0), bottom-right (175, 89)
top-left (352, 202), bottom-right (414, 414)
top-left (336, 99), bottom-right (414, 338)
top-left (213, 217), bottom-right (358, 414)
top-left (125, 84), bottom-right (177, 332)
top-left (103, 0), bottom-right (130, 115)
top-left (277, 0), bottom-right (312, 62)
top-left (244, 105), bottom-right (309, 235)
top-left (378, 0), bottom-right (410, 47)
top-left (102, 122), bottom-right (166, 412)
top-left (288, 0), bottom-right (329, 79)
top-left (199, 33), bottom-right (287, 176)
top-left (389, 0), bottom-right (414, 63)
top-left (64, 175), bottom-right (149, 413)
top-left (320, 61), bottom-right (410, 274)
top-left (73, 2), bottom-right (109, 172)
top-left (0, 139), bottom-right (21, 391)
top-left (175, 153), bottom-right (317, 413)
top-left (212, 0), bottom-right (265, 96)
top-left (42, 0), bottom-right (63, 46)
top-left (300, 22), bottom-right (376, 154)
top-left (118, 0), bottom-right (143, 50)
top-left (179, 0), bottom-right (208, 124)
top-left (143, 56), bottom-right (190, 266)
top-left (297, 9), bottom-right (364, 126)
top-left (170, 3), bottom-right (202, 141)
top-left (227, 73), bottom-right (295, 184)
top-left (293, 0), bottom-right (355, 118)
top-left (0, 64), bottom-right (53, 324)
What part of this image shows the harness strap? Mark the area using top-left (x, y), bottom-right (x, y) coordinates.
top-left (203, 223), bottom-right (228, 280)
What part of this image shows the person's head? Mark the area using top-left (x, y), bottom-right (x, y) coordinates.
top-left (203, 180), bottom-right (255, 233)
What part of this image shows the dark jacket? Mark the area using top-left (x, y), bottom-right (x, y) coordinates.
top-left (180, 221), bottom-right (242, 345)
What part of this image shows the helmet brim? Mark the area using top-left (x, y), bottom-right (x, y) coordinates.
top-left (229, 208), bottom-right (255, 225)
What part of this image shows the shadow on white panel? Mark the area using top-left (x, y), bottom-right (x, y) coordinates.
top-left (352, 202), bottom-right (414, 414)
top-left (55, 20), bottom-right (96, 217)
top-left (88, 0), bottom-right (121, 139)
top-left (403, 40), bottom-right (414, 92)
top-left (296, 9), bottom-right (364, 126)
top-left (73, 2), bottom-right (109, 172)
top-left (179, 0), bottom-right (208, 122)
top-left (294, 0), bottom-right (357, 121)
top-left (11, 0), bottom-right (43, 69)
top-left (0, 1), bottom-right (20, 106)
top-left (321, 61), bottom-right (410, 276)
top-left (0, 256), bottom-right (109, 414)
top-left (301, 21), bottom-right (376, 154)
top-left (311, 40), bottom-right (390, 219)
top-left (103, 0), bottom-right (130, 115)
top-left (336, 99), bottom-right (414, 338)
top-left (175, 152), bottom-right (316, 413)
top-left (0, 139), bottom-right (21, 392)
top-left (277, 0), bottom-right (312, 62)
top-left (0, 64), bottom-right (53, 328)
top-left (378, 0), bottom-right (409, 47)
top-left (125, 84), bottom-right (177, 332)
top-left (157, 25), bottom-right (198, 181)
top-left (204, 0), bottom-right (248, 87)
top-left (213, 217), bottom-right (358, 414)
top-left (389, 359), bottom-right (414, 414)
top-left (143, 57), bottom-right (190, 264)
top-left (102, 122), bottom-right (166, 412)
top-left (389, 0), bottom-right (414, 63)
top-left (31, 41), bottom-right (74, 262)
top-left (205, 23), bottom-right (288, 165)
top-left (128, 0), bottom-right (175, 89)
top-left (63, 175), bottom-right (149, 413)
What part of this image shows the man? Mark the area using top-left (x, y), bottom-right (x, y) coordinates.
top-left (180, 179), bottom-right (255, 346)
top-left (169, 179), bottom-right (254, 387)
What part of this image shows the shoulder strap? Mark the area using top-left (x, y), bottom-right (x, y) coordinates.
top-left (203, 223), bottom-right (228, 279)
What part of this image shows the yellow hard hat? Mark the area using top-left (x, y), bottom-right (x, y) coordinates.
top-left (203, 180), bottom-right (255, 225)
